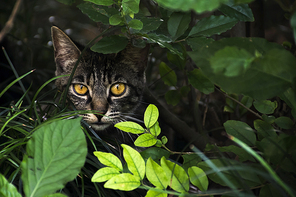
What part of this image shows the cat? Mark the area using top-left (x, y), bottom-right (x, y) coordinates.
top-left (51, 26), bottom-right (149, 142)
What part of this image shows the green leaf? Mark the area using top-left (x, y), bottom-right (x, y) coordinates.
top-left (128, 19), bottom-right (143, 30)
top-left (159, 62), bottom-right (177, 86)
top-left (122, 0), bottom-right (140, 16)
top-left (274, 116), bottom-right (294, 129)
top-left (146, 189), bottom-right (167, 197)
top-left (209, 46), bottom-right (255, 77)
top-left (0, 174), bottom-right (22, 197)
top-left (109, 14), bottom-right (122, 25)
top-left (182, 154), bottom-right (202, 172)
top-left (254, 119), bottom-right (277, 140)
top-left (21, 118), bottom-right (87, 197)
top-left (253, 100), bottom-right (277, 114)
top-left (280, 88), bottom-right (296, 119)
top-left (167, 51), bottom-right (186, 70)
top-left (91, 35), bottom-right (128, 54)
top-left (93, 151), bottom-right (123, 171)
top-left (168, 12), bottom-right (191, 40)
top-left (91, 167), bottom-right (120, 182)
top-left (43, 194), bottom-right (67, 197)
top-left (77, 3), bottom-right (109, 24)
top-left (198, 158), bottom-right (263, 188)
top-left (219, 2), bottom-right (254, 21)
top-left (160, 157), bottom-right (189, 193)
top-left (224, 120), bottom-right (256, 146)
top-left (216, 145), bottom-right (256, 162)
top-left (144, 104), bottom-right (159, 128)
top-left (189, 15), bottom-right (238, 37)
top-left (165, 90), bottom-right (181, 106)
top-left (187, 69), bottom-right (214, 94)
top-left (188, 37), bottom-right (296, 100)
top-left (104, 173), bottom-right (140, 191)
top-left (134, 133), bottom-right (157, 147)
top-left (85, 0), bottom-right (114, 6)
top-left (239, 96), bottom-right (253, 115)
top-left (290, 11), bottom-right (296, 45)
top-left (137, 16), bottom-right (163, 33)
top-left (122, 144), bottom-right (145, 180)
top-left (155, 0), bottom-right (229, 14)
top-left (56, 0), bottom-right (75, 5)
top-left (140, 147), bottom-right (170, 162)
top-left (187, 37), bottom-right (214, 51)
top-left (259, 184), bottom-right (283, 197)
top-left (150, 121), bottom-right (161, 137)
top-left (146, 158), bottom-right (169, 189)
top-left (188, 166), bottom-right (208, 191)
top-left (114, 121), bottom-right (145, 134)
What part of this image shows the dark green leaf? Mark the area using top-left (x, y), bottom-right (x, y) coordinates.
top-left (159, 62), bottom-right (177, 86)
top-left (140, 147), bottom-right (170, 162)
top-left (167, 52), bottom-right (186, 70)
top-left (104, 173), bottom-right (140, 191)
top-left (56, 0), bottom-right (75, 5)
top-left (253, 100), bottom-right (277, 115)
top-left (189, 15), bottom-right (238, 37)
top-left (239, 96), bottom-right (253, 115)
top-left (122, 0), bottom-right (140, 16)
top-left (21, 118), bottom-right (87, 197)
top-left (168, 12), bottom-right (191, 40)
top-left (217, 145), bottom-right (255, 162)
top-left (165, 90), bottom-right (181, 106)
top-left (274, 116), bottom-right (294, 129)
top-left (109, 14), bottom-right (122, 25)
top-left (128, 19), bottom-right (143, 30)
top-left (259, 184), bottom-right (283, 197)
top-left (91, 35), bottom-right (128, 54)
top-left (209, 46), bottom-right (255, 77)
top-left (224, 120), bottom-right (256, 146)
top-left (290, 11), bottom-right (296, 45)
top-left (186, 37), bottom-right (214, 51)
top-left (187, 69), bottom-right (214, 94)
top-left (182, 154), bottom-right (202, 172)
top-left (77, 3), bottom-right (109, 24)
top-left (161, 157), bottom-right (189, 193)
top-left (85, 0), bottom-right (114, 6)
top-left (134, 133), bottom-right (157, 147)
top-left (262, 115), bottom-right (276, 124)
top-left (280, 88), bottom-right (296, 119)
top-left (137, 17), bottom-right (163, 33)
top-left (219, 2), bottom-right (254, 21)
top-left (0, 174), bottom-right (22, 197)
top-left (254, 119), bottom-right (277, 140)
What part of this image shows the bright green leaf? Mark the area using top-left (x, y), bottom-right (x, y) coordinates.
top-left (91, 167), bottom-right (120, 182)
top-left (253, 100), bottom-right (277, 114)
top-left (189, 15), bottom-right (238, 37)
top-left (85, 0), bottom-right (114, 6)
top-left (159, 62), bottom-right (177, 86)
top-left (150, 121), bottom-right (161, 137)
top-left (93, 151), bottom-right (123, 171)
top-left (161, 136), bottom-right (168, 145)
top-left (122, 144), bottom-right (145, 180)
top-left (91, 35), bottom-right (128, 54)
top-left (209, 46), bottom-right (255, 77)
top-left (0, 174), bottom-right (22, 197)
top-left (134, 133), bottom-right (157, 147)
top-left (168, 12), bottom-right (191, 40)
top-left (114, 121), bottom-right (145, 134)
top-left (146, 158), bottom-right (169, 189)
top-left (274, 116), bottom-right (294, 129)
top-left (146, 189), bottom-right (167, 197)
top-left (161, 157), bottom-right (189, 193)
top-left (144, 104), bottom-right (159, 128)
top-left (188, 166), bottom-right (208, 191)
top-left (43, 194), bottom-right (67, 197)
top-left (109, 14), bottom-right (122, 25)
top-left (224, 120), bottom-right (256, 146)
top-left (104, 173), bottom-right (140, 191)
top-left (21, 118), bottom-right (87, 197)
top-left (187, 69), bottom-right (214, 94)
top-left (128, 19), bottom-right (143, 30)
top-left (122, 0), bottom-right (140, 16)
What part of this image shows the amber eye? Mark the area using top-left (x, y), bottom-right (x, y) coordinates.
top-left (110, 83), bottom-right (126, 96)
top-left (73, 84), bottom-right (88, 95)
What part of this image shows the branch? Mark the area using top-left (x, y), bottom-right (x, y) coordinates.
top-left (144, 87), bottom-right (214, 151)
top-left (0, 0), bottom-right (22, 43)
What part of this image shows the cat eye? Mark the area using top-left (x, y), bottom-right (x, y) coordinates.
top-left (73, 84), bottom-right (88, 95)
top-left (110, 83), bottom-right (126, 96)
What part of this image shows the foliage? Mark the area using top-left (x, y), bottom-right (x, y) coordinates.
top-left (1, 0), bottom-right (296, 196)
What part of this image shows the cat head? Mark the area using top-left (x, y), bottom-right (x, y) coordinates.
top-left (51, 26), bottom-right (149, 131)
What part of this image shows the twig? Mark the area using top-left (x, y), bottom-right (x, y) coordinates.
top-left (0, 0), bottom-right (23, 42)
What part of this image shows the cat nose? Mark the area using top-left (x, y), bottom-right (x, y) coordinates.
top-left (91, 99), bottom-right (108, 121)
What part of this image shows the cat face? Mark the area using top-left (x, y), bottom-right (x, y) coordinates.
top-left (51, 26), bottom-right (149, 131)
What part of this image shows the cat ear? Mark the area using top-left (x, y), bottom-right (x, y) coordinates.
top-left (51, 26), bottom-right (81, 75)
top-left (120, 43), bottom-right (150, 73)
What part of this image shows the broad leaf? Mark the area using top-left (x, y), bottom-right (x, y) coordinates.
top-left (219, 1), bottom-right (254, 21)
top-left (168, 12), bottom-right (191, 40)
top-left (290, 11), bottom-right (296, 44)
top-left (280, 88), bottom-right (296, 118)
top-left (144, 104), bottom-right (159, 128)
top-left (134, 133), bottom-right (157, 147)
top-left (274, 117), bottom-right (294, 129)
top-left (109, 14), bottom-right (122, 25)
top-left (56, 0), bottom-right (75, 5)
top-left (140, 147), bottom-right (170, 161)
top-left (114, 121), bottom-right (145, 134)
top-left (146, 158), bottom-right (169, 189)
top-left (146, 189), bottom-right (167, 197)
top-left (187, 37), bottom-right (214, 51)
top-left (104, 173), bottom-right (140, 191)
top-left (150, 121), bottom-right (161, 137)
top-left (189, 15), bottom-right (238, 37)
top-left (136, 16), bottom-right (163, 33)
top-left (21, 118), bottom-right (87, 197)
top-left (122, 144), bottom-right (145, 180)
top-left (85, 0), bottom-right (114, 6)
top-left (93, 151), bottom-right (123, 171)
top-left (122, 0), bottom-right (140, 16)
top-left (0, 174), bottom-right (22, 197)
top-left (187, 69), bottom-right (214, 94)
top-left (188, 166), bottom-right (208, 191)
top-left (128, 19), bottom-right (143, 30)
top-left (91, 167), bottom-right (120, 182)
top-left (159, 62), bottom-right (177, 86)
top-left (77, 3), bottom-right (109, 24)
top-left (167, 51), bottom-right (186, 70)
top-left (91, 35), bottom-right (128, 54)
top-left (161, 157), bottom-right (189, 193)
top-left (254, 119), bottom-right (277, 140)
top-left (165, 90), bottom-right (181, 106)
top-left (182, 154), bottom-right (202, 172)
top-left (224, 120), bottom-right (256, 146)
top-left (253, 100), bottom-right (277, 114)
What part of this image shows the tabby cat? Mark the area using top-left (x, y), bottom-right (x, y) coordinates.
top-left (51, 26), bottom-right (149, 141)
